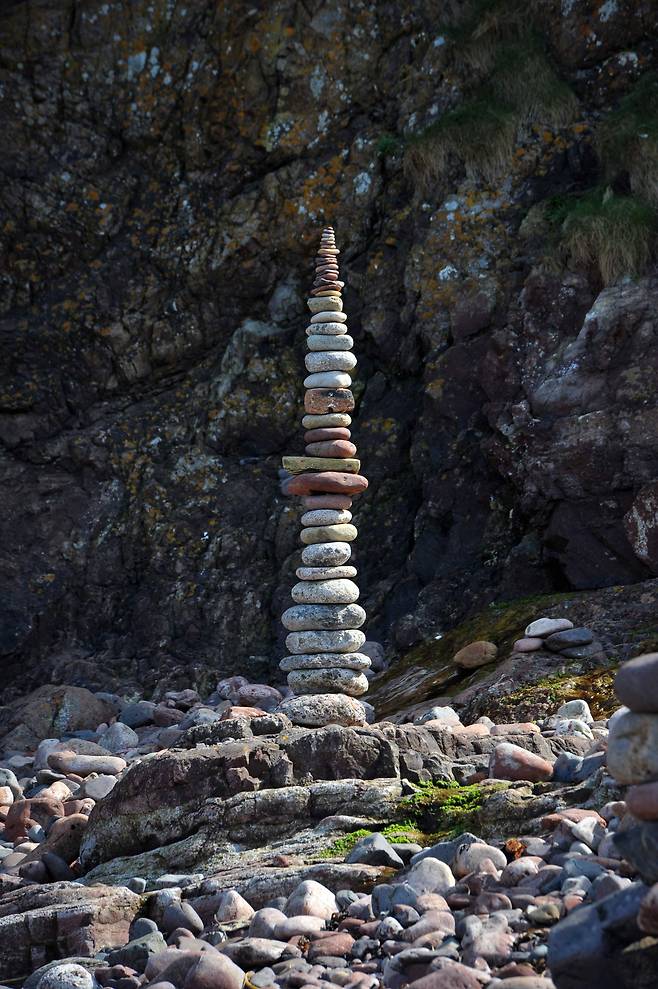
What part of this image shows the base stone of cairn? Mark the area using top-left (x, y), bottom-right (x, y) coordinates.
top-left (278, 226), bottom-right (370, 728)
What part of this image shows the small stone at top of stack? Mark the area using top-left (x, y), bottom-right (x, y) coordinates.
top-left (277, 227), bottom-right (371, 729)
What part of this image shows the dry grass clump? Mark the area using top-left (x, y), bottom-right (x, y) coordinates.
top-left (597, 72), bottom-right (658, 206)
top-left (546, 187), bottom-right (656, 285)
top-left (405, 36), bottom-right (577, 186)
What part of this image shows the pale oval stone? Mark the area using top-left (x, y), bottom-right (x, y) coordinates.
top-left (292, 579), bottom-right (359, 604)
top-left (308, 296), bottom-right (342, 313)
top-left (277, 693), bottom-right (367, 727)
top-left (285, 629), bottom-right (366, 654)
top-left (608, 710), bottom-right (658, 784)
top-left (301, 509), bottom-right (352, 526)
top-left (305, 352), bottom-right (357, 372)
top-left (288, 668), bottom-right (369, 696)
top-left (296, 565), bottom-right (357, 580)
top-left (300, 523), bottom-right (358, 545)
top-left (282, 603), bottom-right (366, 631)
top-left (307, 335), bottom-right (354, 352)
top-left (304, 371), bottom-right (352, 388)
top-left (310, 311), bottom-right (348, 323)
top-left (301, 542), bottom-right (351, 565)
top-left (302, 413), bottom-right (352, 428)
top-left (525, 617), bottom-right (574, 637)
top-left (280, 651), bottom-right (370, 670)
top-left (305, 322), bottom-right (347, 336)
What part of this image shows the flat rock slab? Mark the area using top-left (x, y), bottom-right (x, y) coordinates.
top-left (282, 456), bottom-right (361, 475)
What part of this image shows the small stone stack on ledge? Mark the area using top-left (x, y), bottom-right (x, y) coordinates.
top-left (278, 227), bottom-right (370, 729)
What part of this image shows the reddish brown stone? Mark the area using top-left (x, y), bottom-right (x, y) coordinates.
top-left (304, 427), bottom-right (351, 443)
top-left (302, 495), bottom-right (353, 509)
top-left (282, 472), bottom-right (368, 496)
top-left (305, 440), bottom-right (357, 458)
top-left (4, 798), bottom-right (65, 842)
top-left (626, 781), bottom-right (658, 820)
top-left (304, 388), bottom-right (354, 414)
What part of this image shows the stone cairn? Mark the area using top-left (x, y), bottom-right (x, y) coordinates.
top-left (278, 227), bottom-right (370, 728)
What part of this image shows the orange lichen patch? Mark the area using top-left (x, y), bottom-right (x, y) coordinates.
top-left (86, 188), bottom-right (100, 201)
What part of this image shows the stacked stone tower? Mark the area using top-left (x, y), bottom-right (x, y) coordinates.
top-left (278, 227), bottom-right (370, 728)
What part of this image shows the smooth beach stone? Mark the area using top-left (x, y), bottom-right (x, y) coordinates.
top-left (296, 565), bottom-right (357, 580)
top-left (310, 311), bottom-right (348, 323)
top-left (302, 494), bottom-right (353, 510)
top-left (305, 440), bottom-right (357, 458)
top-left (282, 456), bottom-right (360, 474)
top-left (292, 578), bottom-right (359, 604)
top-left (607, 710), bottom-right (658, 784)
top-left (305, 352), bottom-right (356, 373)
top-left (525, 617), bottom-right (574, 637)
top-left (300, 523), bottom-right (358, 545)
top-left (615, 653), bottom-right (658, 712)
top-left (302, 413), bottom-right (352, 428)
top-left (305, 322), bottom-right (348, 336)
top-left (304, 427), bottom-right (351, 442)
top-left (288, 668), bottom-right (369, 696)
top-left (308, 296), bottom-right (342, 313)
top-left (305, 388), bottom-right (354, 414)
top-left (301, 542), bottom-right (351, 565)
top-left (285, 629), bottom-right (366, 654)
top-left (278, 694), bottom-right (366, 727)
top-left (307, 334), bottom-right (354, 351)
top-left (281, 603), bottom-right (366, 631)
top-left (280, 652), bottom-right (370, 671)
top-left (304, 371), bottom-right (352, 388)
top-left (282, 471), bottom-right (368, 497)
top-left (301, 509), bottom-right (352, 525)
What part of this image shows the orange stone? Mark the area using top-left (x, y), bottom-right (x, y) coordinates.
top-left (305, 440), bottom-right (357, 458)
top-left (304, 388), bottom-right (354, 414)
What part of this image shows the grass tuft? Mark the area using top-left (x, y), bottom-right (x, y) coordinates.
top-left (377, 133), bottom-right (403, 158)
top-left (546, 186), bottom-right (656, 284)
top-left (597, 72), bottom-right (658, 206)
top-left (444, 0), bottom-right (535, 74)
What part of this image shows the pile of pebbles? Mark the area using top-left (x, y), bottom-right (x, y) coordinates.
top-left (279, 227), bottom-right (371, 729)
top-left (513, 618), bottom-right (601, 662)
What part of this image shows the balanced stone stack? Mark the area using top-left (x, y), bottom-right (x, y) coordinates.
top-left (278, 227), bottom-right (370, 728)
top-left (608, 653), bottom-right (658, 885)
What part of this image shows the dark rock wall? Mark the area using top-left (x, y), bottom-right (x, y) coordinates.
top-left (1, 0), bottom-right (657, 696)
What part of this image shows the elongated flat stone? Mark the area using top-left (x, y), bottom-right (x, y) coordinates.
top-left (285, 630), bottom-right (366, 654)
top-left (288, 668), bottom-right (369, 696)
top-left (283, 472), bottom-right (368, 497)
top-left (310, 311), bottom-right (347, 323)
top-left (302, 495), bottom-right (353, 510)
top-left (301, 542), bottom-right (352, 565)
top-left (305, 440), bottom-right (357, 458)
top-left (304, 389), bottom-right (354, 414)
top-left (296, 565), bottom-right (357, 580)
top-left (280, 652), bottom-right (370, 671)
top-left (292, 578), bottom-right (359, 604)
top-left (305, 352), bottom-right (356, 373)
top-left (282, 457), bottom-right (360, 475)
top-left (308, 297), bottom-right (342, 313)
top-left (300, 523), bottom-right (358, 545)
top-left (305, 322), bottom-right (348, 336)
top-left (307, 335), bottom-right (354, 351)
top-left (302, 413), bottom-right (352, 428)
top-left (301, 509), bottom-right (352, 526)
top-left (281, 603), bottom-right (366, 631)
top-left (304, 371), bottom-right (352, 389)
top-left (304, 427), bottom-right (351, 442)
top-left (278, 694), bottom-right (366, 728)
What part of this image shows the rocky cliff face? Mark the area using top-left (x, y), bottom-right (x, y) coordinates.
top-left (1, 0), bottom-right (657, 697)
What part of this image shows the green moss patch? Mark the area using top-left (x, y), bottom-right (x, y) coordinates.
top-left (598, 72), bottom-right (658, 206)
top-left (399, 780), bottom-right (509, 838)
top-left (480, 666), bottom-right (620, 724)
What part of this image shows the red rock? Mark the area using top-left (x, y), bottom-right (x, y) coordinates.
top-left (307, 931), bottom-right (354, 961)
top-left (184, 952), bottom-right (245, 989)
top-left (4, 798), bottom-right (65, 842)
top-left (220, 706), bottom-right (266, 720)
top-left (283, 472), bottom-right (368, 497)
top-left (490, 722), bottom-right (540, 735)
top-left (626, 780), bottom-right (658, 820)
top-left (541, 808), bottom-right (606, 829)
top-left (302, 495), bottom-right (353, 509)
top-left (153, 706), bottom-right (185, 726)
top-left (447, 724), bottom-right (490, 738)
top-left (305, 440), bottom-right (357, 458)
top-left (406, 964), bottom-right (483, 989)
top-left (304, 427), bottom-right (351, 443)
top-left (489, 742), bottom-right (554, 782)
top-left (304, 389), bottom-right (354, 415)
